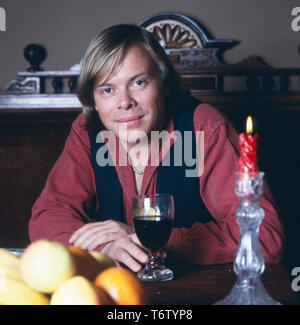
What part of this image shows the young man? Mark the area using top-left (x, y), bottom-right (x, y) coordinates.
top-left (29, 24), bottom-right (284, 272)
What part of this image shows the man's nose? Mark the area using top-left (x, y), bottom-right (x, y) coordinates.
top-left (118, 89), bottom-right (136, 110)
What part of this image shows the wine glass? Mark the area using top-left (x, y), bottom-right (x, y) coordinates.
top-left (132, 194), bottom-right (174, 281)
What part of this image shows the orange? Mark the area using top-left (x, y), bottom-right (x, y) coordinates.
top-left (94, 267), bottom-right (147, 305)
top-left (68, 246), bottom-right (105, 281)
top-left (96, 285), bottom-right (115, 305)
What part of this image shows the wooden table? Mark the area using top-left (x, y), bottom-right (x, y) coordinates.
top-left (142, 263), bottom-right (299, 305)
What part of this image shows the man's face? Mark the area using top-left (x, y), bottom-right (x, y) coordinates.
top-left (93, 43), bottom-right (166, 145)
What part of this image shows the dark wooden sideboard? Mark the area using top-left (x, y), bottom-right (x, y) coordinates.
top-left (0, 110), bottom-right (80, 248)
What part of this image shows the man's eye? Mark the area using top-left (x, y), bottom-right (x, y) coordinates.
top-left (101, 88), bottom-right (113, 94)
top-left (135, 79), bottom-right (146, 86)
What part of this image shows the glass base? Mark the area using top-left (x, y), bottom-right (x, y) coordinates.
top-left (137, 265), bottom-right (173, 282)
top-left (214, 279), bottom-right (281, 305)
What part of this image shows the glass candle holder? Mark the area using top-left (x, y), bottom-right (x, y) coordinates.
top-left (215, 172), bottom-right (281, 305)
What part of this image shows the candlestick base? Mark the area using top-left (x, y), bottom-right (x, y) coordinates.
top-left (214, 172), bottom-right (281, 305)
top-left (215, 279), bottom-right (281, 305)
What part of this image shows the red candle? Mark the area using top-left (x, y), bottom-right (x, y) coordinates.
top-left (238, 116), bottom-right (258, 173)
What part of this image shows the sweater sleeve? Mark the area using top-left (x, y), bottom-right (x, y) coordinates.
top-left (28, 113), bottom-right (99, 246)
top-left (166, 104), bottom-right (285, 265)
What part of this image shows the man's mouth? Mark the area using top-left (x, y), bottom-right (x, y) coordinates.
top-left (116, 115), bottom-right (144, 127)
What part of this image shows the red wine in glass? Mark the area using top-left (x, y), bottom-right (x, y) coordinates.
top-left (133, 216), bottom-right (173, 254)
top-left (132, 194), bottom-right (174, 281)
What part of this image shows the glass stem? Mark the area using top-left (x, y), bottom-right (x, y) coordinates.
top-left (146, 252), bottom-right (163, 270)
top-left (234, 206), bottom-right (265, 287)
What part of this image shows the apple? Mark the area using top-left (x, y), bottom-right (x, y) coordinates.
top-left (50, 276), bottom-right (112, 305)
top-left (20, 239), bottom-right (77, 293)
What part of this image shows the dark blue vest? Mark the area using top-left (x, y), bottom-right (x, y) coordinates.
top-left (88, 103), bottom-right (213, 228)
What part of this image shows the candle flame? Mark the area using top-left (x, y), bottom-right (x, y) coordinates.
top-left (246, 116), bottom-right (253, 134)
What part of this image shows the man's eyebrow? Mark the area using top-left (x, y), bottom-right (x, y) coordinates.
top-left (128, 71), bottom-right (152, 82)
top-left (94, 80), bottom-right (114, 88)
top-left (94, 71), bottom-right (151, 88)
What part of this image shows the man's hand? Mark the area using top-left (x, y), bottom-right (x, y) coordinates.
top-left (101, 233), bottom-right (148, 272)
top-left (69, 220), bottom-right (134, 250)
top-left (69, 220), bottom-right (149, 272)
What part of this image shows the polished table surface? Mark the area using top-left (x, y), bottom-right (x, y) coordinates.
top-left (142, 263), bottom-right (299, 305)
top-left (5, 249), bottom-right (298, 305)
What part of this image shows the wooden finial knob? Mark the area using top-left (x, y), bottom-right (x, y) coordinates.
top-left (24, 43), bottom-right (47, 72)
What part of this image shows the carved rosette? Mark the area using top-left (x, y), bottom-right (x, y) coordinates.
top-left (145, 20), bottom-right (202, 49)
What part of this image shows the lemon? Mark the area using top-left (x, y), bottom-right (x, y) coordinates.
top-left (133, 207), bottom-right (156, 216)
top-left (145, 207), bottom-right (156, 216)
